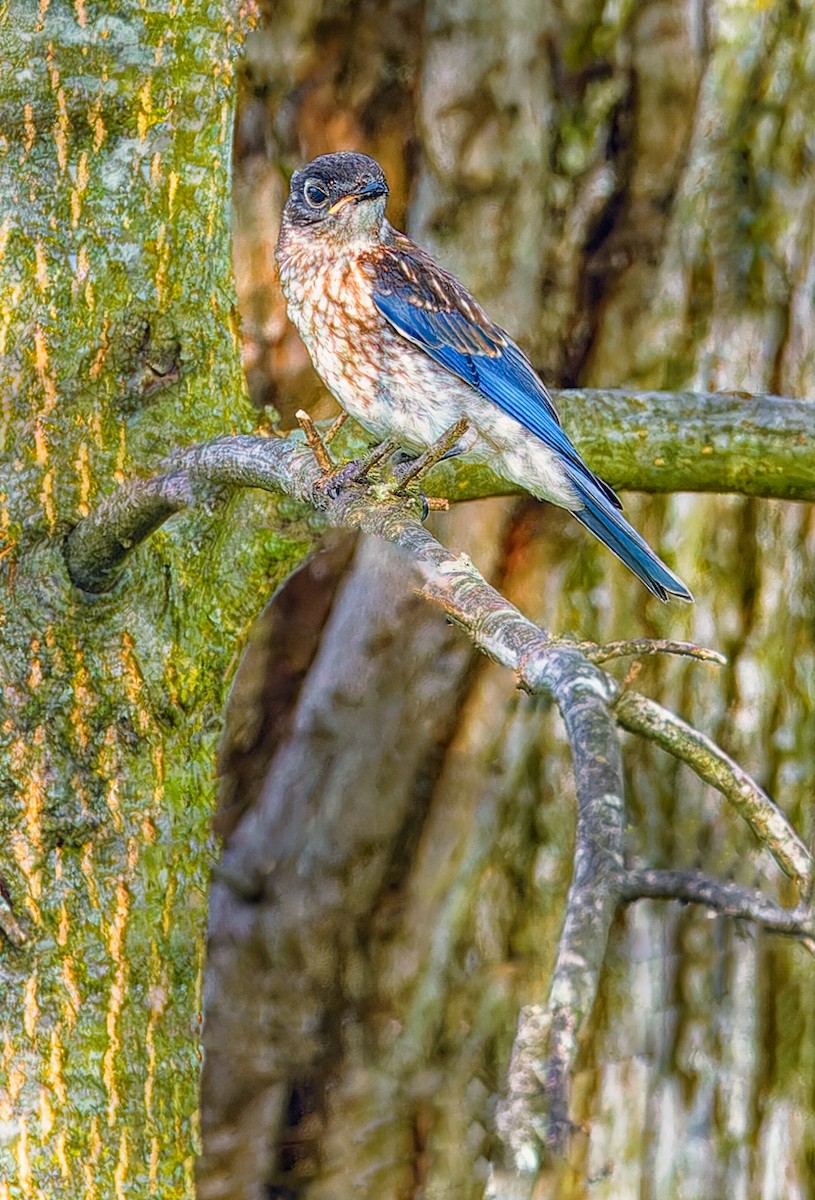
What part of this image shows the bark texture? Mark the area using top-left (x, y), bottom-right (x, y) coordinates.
top-left (199, 2), bottom-right (815, 1198)
top-left (0, 5), bottom-right (293, 1198)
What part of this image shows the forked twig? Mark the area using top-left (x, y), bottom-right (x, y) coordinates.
top-left (295, 408), bottom-right (333, 473)
top-left (393, 417), bottom-right (472, 492)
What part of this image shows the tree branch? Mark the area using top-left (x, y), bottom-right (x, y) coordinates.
top-left (65, 379), bottom-right (815, 589)
top-left (64, 435), bottom-right (322, 592)
top-left (64, 433), bottom-right (637, 1158)
top-left (547, 388), bottom-right (815, 501)
top-left (614, 690), bottom-right (812, 888)
top-left (320, 388), bottom-right (815, 502)
top-left (63, 429), bottom-right (815, 1178)
top-left (581, 638), bottom-right (727, 666)
top-left (496, 656), bottom-right (625, 1166)
top-left (620, 868), bottom-right (815, 947)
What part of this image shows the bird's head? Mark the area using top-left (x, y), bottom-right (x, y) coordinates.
top-left (282, 152), bottom-right (389, 247)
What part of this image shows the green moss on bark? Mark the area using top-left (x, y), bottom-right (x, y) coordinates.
top-left (0, 5), bottom-right (310, 1197)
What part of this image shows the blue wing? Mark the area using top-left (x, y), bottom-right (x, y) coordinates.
top-left (371, 235), bottom-right (692, 602)
top-left (372, 239), bottom-right (621, 510)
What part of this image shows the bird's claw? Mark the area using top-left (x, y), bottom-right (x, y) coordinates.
top-left (313, 458), bottom-right (367, 499)
top-left (297, 407), bottom-right (405, 500)
top-left (297, 409), bottom-right (454, 517)
top-left (438, 425), bottom-right (478, 462)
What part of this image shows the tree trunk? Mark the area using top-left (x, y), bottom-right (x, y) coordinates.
top-left (0, 5), bottom-right (294, 1197)
top-left (201, 2), bottom-right (815, 1198)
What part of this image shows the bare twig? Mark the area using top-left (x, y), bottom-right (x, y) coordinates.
top-left (324, 410), bottom-right (348, 445)
top-left (621, 868), bottom-right (815, 948)
top-left (295, 408), bottom-right (333, 473)
top-left (294, 408), bottom-right (403, 490)
top-left (582, 638), bottom-right (727, 666)
top-left (614, 690), bottom-right (812, 887)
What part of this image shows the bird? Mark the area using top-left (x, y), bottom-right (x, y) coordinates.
top-left (275, 151), bottom-right (692, 602)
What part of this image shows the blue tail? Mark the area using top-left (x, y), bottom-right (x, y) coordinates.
top-left (569, 476), bottom-right (693, 602)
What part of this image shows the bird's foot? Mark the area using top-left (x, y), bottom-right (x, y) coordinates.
top-left (438, 424), bottom-right (478, 462)
top-left (386, 450), bottom-right (450, 514)
top-left (297, 408), bottom-right (403, 499)
top-left (315, 439), bottom-right (403, 499)
top-left (313, 458), bottom-right (364, 499)
top-left (386, 420), bottom-right (472, 518)
top-left (296, 410), bottom-right (463, 518)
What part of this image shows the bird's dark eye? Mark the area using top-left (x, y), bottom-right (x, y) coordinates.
top-left (303, 179), bottom-right (330, 208)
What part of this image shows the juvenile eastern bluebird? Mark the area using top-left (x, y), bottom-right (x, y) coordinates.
top-left (276, 151), bottom-right (692, 602)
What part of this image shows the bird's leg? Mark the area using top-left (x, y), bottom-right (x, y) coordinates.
top-left (438, 423), bottom-right (478, 462)
top-left (296, 410), bottom-right (458, 514)
top-left (352, 436), bottom-right (404, 478)
top-left (383, 418), bottom-right (471, 517)
top-left (321, 436), bottom-right (402, 496)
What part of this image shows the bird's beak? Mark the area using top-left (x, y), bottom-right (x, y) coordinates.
top-left (328, 179), bottom-right (388, 214)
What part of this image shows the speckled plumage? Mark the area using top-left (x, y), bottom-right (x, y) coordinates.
top-left (276, 152), bottom-right (692, 601)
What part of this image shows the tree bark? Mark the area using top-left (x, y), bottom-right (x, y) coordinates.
top-left (0, 5), bottom-right (276, 1198)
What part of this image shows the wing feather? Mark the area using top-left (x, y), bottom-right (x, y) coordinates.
top-left (372, 238), bottom-right (622, 509)
top-left (365, 234), bottom-right (691, 602)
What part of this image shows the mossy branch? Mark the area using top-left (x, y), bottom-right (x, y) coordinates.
top-left (323, 388), bottom-right (815, 502)
top-left (549, 387), bottom-right (815, 501)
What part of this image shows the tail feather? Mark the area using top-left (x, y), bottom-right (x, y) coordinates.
top-left (569, 477), bottom-right (693, 603)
